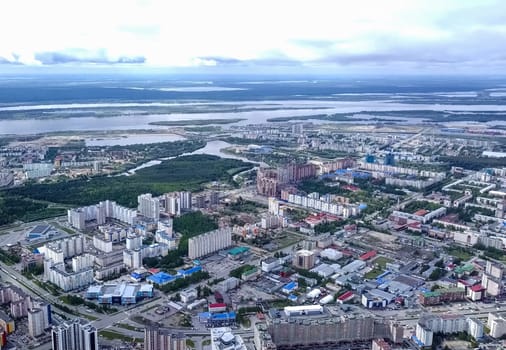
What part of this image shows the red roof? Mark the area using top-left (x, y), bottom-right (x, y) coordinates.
top-left (360, 250), bottom-right (377, 261)
top-left (414, 209), bottom-right (429, 216)
top-left (470, 284), bottom-right (484, 292)
top-left (338, 291), bottom-right (354, 301)
top-left (209, 303), bottom-right (227, 308)
top-left (148, 268), bottom-right (160, 274)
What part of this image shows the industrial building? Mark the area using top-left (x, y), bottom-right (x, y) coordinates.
top-left (361, 289), bottom-right (395, 309)
top-left (85, 283), bottom-right (153, 305)
top-left (25, 225), bottom-right (54, 241)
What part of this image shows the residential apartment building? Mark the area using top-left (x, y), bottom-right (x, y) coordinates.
top-left (51, 318), bottom-right (98, 350)
top-left (188, 228), bottom-right (232, 259)
top-left (144, 326), bottom-right (186, 350)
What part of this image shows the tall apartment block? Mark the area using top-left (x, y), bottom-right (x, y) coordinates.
top-left (144, 326), bottom-right (186, 350)
top-left (68, 200), bottom-right (137, 230)
top-left (138, 193), bottom-right (161, 220)
top-left (51, 318), bottom-right (98, 350)
top-left (188, 228), bottom-right (232, 259)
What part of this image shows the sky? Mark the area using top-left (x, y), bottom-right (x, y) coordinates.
top-left (0, 0), bottom-right (505, 75)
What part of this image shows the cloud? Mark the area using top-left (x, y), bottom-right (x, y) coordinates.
top-left (0, 0), bottom-right (506, 73)
top-left (5, 49), bottom-right (146, 65)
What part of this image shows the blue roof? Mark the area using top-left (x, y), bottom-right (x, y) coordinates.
top-left (283, 282), bottom-right (297, 291)
top-left (33, 248), bottom-right (40, 254)
top-left (131, 272), bottom-right (142, 279)
top-left (377, 271), bottom-right (391, 280)
top-left (147, 272), bottom-right (176, 284)
top-left (177, 266), bottom-right (202, 276)
top-left (198, 312), bottom-right (211, 319)
top-left (288, 294), bottom-right (298, 301)
top-left (211, 312), bottom-right (236, 320)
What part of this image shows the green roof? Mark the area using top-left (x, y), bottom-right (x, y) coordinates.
top-left (242, 267), bottom-right (258, 276)
top-left (454, 264), bottom-right (474, 274)
top-left (423, 287), bottom-right (465, 297)
top-left (228, 246), bottom-right (250, 255)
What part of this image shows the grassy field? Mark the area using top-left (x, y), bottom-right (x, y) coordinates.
top-left (115, 323), bottom-right (139, 331)
top-left (276, 232), bottom-right (303, 249)
top-left (371, 256), bottom-right (393, 269)
top-left (446, 247), bottom-right (474, 261)
top-left (99, 330), bottom-right (142, 343)
top-left (364, 267), bottom-right (384, 279)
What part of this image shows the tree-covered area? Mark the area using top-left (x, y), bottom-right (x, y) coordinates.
top-left (144, 211), bottom-right (218, 269)
top-left (403, 200), bottom-right (442, 213)
top-left (314, 220), bottom-right (345, 234)
top-left (3, 155), bottom-right (253, 214)
top-left (439, 155), bottom-right (506, 171)
top-left (0, 248), bottom-right (21, 265)
top-left (428, 268), bottom-right (445, 281)
top-left (227, 197), bottom-right (266, 214)
top-left (174, 211), bottom-right (218, 237)
top-left (0, 195), bottom-right (66, 225)
top-left (229, 264), bottom-right (256, 278)
top-left (174, 211), bottom-right (219, 257)
top-left (157, 271), bottom-right (210, 293)
top-left (298, 179), bottom-right (352, 196)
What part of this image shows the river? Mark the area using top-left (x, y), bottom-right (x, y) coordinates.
top-left (4, 100), bottom-right (506, 134)
top-left (126, 140), bottom-right (264, 175)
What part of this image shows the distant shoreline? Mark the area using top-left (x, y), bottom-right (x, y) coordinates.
top-left (148, 118), bottom-right (245, 126)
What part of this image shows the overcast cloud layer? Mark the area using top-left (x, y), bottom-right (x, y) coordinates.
top-left (0, 0), bottom-right (505, 74)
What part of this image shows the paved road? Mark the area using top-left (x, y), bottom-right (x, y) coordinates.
top-left (0, 262), bottom-right (79, 320)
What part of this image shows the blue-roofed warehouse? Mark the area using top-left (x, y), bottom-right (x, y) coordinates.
top-left (282, 281), bottom-right (298, 294)
top-left (147, 272), bottom-right (176, 285)
top-left (198, 312), bottom-right (236, 326)
top-left (177, 266), bottom-right (202, 277)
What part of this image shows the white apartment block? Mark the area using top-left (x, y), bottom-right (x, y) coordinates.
top-left (488, 313), bottom-right (506, 338)
top-left (44, 260), bottom-right (94, 292)
top-left (157, 219), bottom-right (173, 236)
top-left (93, 236), bottom-right (112, 253)
top-left (124, 243), bottom-right (170, 269)
top-left (68, 200), bottom-right (137, 230)
top-left (268, 197), bottom-right (279, 215)
top-left (416, 314), bottom-right (484, 347)
top-left (126, 235), bottom-right (142, 250)
top-left (138, 193), bottom-right (161, 220)
top-left (164, 193), bottom-right (181, 216)
top-left (28, 308), bottom-right (45, 337)
top-left (188, 228), bottom-right (232, 259)
top-left (286, 193), bottom-right (360, 218)
top-left (42, 236), bottom-right (85, 263)
top-left (72, 254), bottom-right (94, 273)
top-left (123, 249), bottom-right (143, 269)
top-left (179, 191), bottom-right (192, 211)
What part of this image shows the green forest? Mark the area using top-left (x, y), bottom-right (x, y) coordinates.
top-left (0, 154), bottom-right (252, 225)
